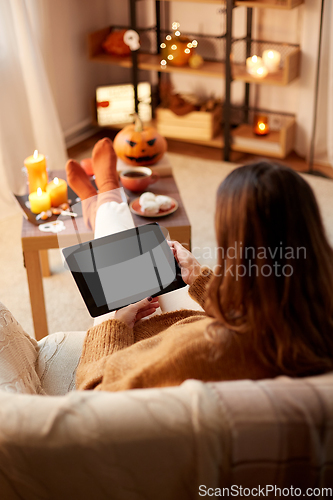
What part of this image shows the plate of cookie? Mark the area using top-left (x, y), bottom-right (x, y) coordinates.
top-left (129, 192), bottom-right (178, 218)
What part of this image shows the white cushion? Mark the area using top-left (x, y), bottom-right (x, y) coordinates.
top-left (36, 331), bottom-right (86, 395)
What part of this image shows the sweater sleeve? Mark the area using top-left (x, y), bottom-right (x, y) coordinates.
top-left (188, 267), bottom-right (213, 310)
top-left (76, 319), bottom-right (134, 390)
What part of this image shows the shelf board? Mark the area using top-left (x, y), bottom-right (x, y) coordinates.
top-left (235, 0), bottom-right (304, 9)
top-left (142, 0), bottom-right (304, 8)
top-left (90, 52), bottom-right (300, 86)
top-left (90, 52), bottom-right (226, 78)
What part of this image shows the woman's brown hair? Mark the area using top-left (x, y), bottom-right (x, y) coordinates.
top-left (205, 161), bottom-right (333, 376)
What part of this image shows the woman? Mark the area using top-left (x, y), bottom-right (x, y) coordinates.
top-left (64, 139), bottom-right (333, 393)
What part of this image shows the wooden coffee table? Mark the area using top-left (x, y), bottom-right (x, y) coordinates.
top-left (21, 172), bottom-right (191, 340)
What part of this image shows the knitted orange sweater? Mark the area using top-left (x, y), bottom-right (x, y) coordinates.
top-left (76, 270), bottom-right (279, 392)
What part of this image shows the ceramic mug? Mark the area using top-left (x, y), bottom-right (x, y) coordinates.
top-left (120, 167), bottom-right (159, 192)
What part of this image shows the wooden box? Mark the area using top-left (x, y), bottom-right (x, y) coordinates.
top-left (231, 120), bottom-right (296, 159)
top-left (155, 106), bottom-right (222, 141)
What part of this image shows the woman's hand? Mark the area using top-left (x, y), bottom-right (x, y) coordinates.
top-left (168, 240), bottom-right (202, 286)
top-left (114, 297), bottom-right (159, 329)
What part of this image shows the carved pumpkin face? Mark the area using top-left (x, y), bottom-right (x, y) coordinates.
top-left (114, 122), bottom-right (167, 166)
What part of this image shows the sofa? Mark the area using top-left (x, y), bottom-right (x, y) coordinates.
top-left (0, 291), bottom-right (332, 499)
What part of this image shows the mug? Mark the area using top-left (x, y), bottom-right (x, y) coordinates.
top-left (120, 167), bottom-right (159, 192)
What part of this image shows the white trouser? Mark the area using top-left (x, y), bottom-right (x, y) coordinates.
top-left (93, 200), bottom-right (138, 325)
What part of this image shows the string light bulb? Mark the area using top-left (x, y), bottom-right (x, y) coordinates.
top-left (160, 22), bottom-right (198, 67)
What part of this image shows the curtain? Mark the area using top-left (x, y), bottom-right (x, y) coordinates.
top-left (312, 0), bottom-right (333, 166)
top-left (0, 0), bottom-right (67, 219)
top-left (295, 0), bottom-right (332, 167)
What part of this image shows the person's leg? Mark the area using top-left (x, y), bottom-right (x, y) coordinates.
top-left (67, 139), bottom-right (141, 325)
top-left (66, 138), bottom-right (134, 235)
top-left (0, 302), bottom-right (45, 394)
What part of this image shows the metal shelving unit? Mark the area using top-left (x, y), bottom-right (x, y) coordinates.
top-left (88, 0), bottom-right (304, 161)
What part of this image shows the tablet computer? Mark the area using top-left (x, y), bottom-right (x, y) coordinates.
top-left (62, 223), bottom-right (186, 317)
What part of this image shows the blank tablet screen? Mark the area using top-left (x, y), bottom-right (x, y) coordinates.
top-left (62, 223), bottom-right (186, 317)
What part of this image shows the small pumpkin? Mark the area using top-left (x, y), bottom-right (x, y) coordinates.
top-left (114, 115), bottom-right (167, 166)
top-left (161, 35), bottom-right (195, 67)
top-left (102, 29), bottom-right (131, 57)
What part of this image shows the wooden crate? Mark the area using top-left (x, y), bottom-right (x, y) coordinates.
top-left (231, 120), bottom-right (296, 159)
top-left (156, 106), bottom-right (222, 141)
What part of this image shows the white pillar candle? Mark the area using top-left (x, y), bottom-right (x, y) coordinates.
top-left (246, 55), bottom-right (263, 75)
top-left (262, 50), bottom-right (281, 73)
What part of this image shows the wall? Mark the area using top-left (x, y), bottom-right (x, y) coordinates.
top-left (41, 0), bottom-right (320, 158)
top-left (40, 0), bottom-right (114, 143)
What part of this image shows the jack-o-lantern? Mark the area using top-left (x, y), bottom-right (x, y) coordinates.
top-left (160, 35), bottom-right (196, 67)
top-left (114, 115), bottom-right (167, 166)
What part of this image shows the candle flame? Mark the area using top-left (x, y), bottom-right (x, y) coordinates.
top-left (257, 67), bottom-right (264, 75)
top-left (258, 122), bottom-right (266, 131)
top-left (33, 150), bottom-right (38, 159)
top-left (54, 177), bottom-right (59, 185)
top-left (268, 51), bottom-right (274, 58)
top-left (252, 55), bottom-right (258, 63)
top-left (37, 187), bottom-right (42, 196)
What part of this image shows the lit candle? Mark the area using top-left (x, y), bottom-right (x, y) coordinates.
top-left (253, 115), bottom-right (270, 136)
top-left (29, 187), bottom-right (51, 214)
top-left (262, 50), bottom-right (281, 73)
top-left (246, 55), bottom-right (263, 75)
top-left (252, 64), bottom-right (268, 79)
top-left (24, 150), bottom-right (48, 194)
top-left (46, 177), bottom-right (68, 207)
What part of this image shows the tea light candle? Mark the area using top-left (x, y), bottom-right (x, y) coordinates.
top-left (29, 187), bottom-right (51, 214)
top-left (46, 177), bottom-right (68, 207)
top-left (262, 50), bottom-right (281, 73)
top-left (246, 55), bottom-right (263, 74)
top-left (254, 115), bottom-right (270, 136)
top-left (24, 150), bottom-right (48, 194)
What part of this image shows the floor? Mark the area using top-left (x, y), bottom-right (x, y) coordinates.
top-left (68, 129), bottom-right (333, 180)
